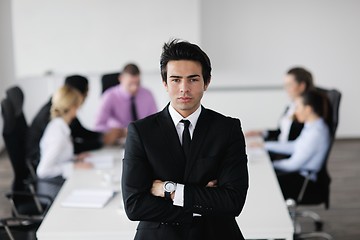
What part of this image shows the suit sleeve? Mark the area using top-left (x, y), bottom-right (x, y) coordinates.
top-left (70, 118), bottom-right (103, 153)
top-left (184, 119), bottom-right (249, 217)
top-left (122, 123), bottom-right (192, 223)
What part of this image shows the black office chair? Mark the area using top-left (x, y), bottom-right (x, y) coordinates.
top-left (101, 72), bottom-right (120, 94)
top-left (1, 87), bottom-right (53, 219)
top-left (289, 88), bottom-right (341, 240)
top-left (0, 217), bottom-right (40, 240)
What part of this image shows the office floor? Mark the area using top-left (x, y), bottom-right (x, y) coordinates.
top-left (0, 139), bottom-right (359, 239)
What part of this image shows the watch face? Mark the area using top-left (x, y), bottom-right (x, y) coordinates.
top-left (164, 182), bottom-right (176, 192)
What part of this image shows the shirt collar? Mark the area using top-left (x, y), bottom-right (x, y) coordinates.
top-left (304, 118), bottom-right (324, 129)
top-left (118, 84), bottom-right (133, 99)
top-left (54, 117), bottom-right (71, 135)
top-left (168, 104), bottom-right (202, 129)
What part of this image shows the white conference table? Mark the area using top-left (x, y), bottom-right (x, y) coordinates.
top-left (37, 141), bottom-right (293, 240)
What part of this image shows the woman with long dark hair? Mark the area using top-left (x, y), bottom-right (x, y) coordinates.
top-left (265, 89), bottom-right (331, 199)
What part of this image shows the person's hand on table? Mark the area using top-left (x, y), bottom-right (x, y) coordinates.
top-left (245, 130), bottom-right (262, 137)
top-left (74, 161), bottom-right (93, 169)
top-left (103, 128), bottom-right (127, 145)
top-left (248, 141), bottom-right (264, 148)
top-left (75, 152), bottom-right (90, 161)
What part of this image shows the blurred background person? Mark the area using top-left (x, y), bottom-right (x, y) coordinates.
top-left (26, 75), bottom-right (122, 169)
top-left (246, 67), bottom-right (314, 143)
top-left (94, 63), bottom-right (157, 135)
top-left (36, 86), bottom-right (93, 197)
top-left (265, 89), bottom-right (331, 200)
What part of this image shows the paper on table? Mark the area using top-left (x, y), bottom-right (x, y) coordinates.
top-left (61, 188), bottom-right (115, 208)
top-left (85, 155), bottom-right (114, 169)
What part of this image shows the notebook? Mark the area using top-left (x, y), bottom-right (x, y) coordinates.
top-left (84, 155), bottom-right (114, 169)
top-left (61, 188), bottom-right (115, 208)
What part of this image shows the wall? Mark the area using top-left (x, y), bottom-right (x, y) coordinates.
top-left (201, 0), bottom-right (360, 138)
top-left (11, 0), bottom-right (201, 77)
top-left (0, 0), bottom-right (16, 150)
top-left (7, 0), bottom-right (360, 138)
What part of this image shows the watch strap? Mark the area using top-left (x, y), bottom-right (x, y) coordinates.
top-left (164, 191), bottom-right (171, 200)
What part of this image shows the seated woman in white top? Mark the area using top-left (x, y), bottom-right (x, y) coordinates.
top-left (264, 89), bottom-right (331, 200)
top-left (246, 67), bottom-right (314, 143)
top-left (37, 85), bottom-right (93, 180)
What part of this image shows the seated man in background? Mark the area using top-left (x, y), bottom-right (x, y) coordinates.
top-left (26, 75), bottom-right (121, 167)
top-left (94, 63), bottom-right (157, 134)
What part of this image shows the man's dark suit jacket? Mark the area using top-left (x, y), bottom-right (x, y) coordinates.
top-left (26, 99), bottom-right (103, 164)
top-left (122, 106), bottom-right (249, 240)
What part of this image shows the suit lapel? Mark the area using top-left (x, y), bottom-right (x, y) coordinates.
top-left (157, 105), bottom-right (187, 171)
top-left (184, 107), bottom-right (211, 181)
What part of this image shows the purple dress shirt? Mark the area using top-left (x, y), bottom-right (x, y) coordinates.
top-left (95, 85), bottom-right (157, 132)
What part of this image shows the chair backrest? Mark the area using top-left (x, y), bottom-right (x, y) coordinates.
top-left (101, 72), bottom-right (120, 94)
top-left (300, 87), bottom-right (341, 208)
top-left (316, 87), bottom-right (342, 138)
top-left (6, 86), bottom-right (24, 118)
top-left (1, 86), bottom-right (30, 191)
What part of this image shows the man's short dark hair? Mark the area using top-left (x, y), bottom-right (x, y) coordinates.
top-left (122, 63), bottom-right (140, 76)
top-left (160, 39), bottom-right (212, 85)
top-left (64, 75), bottom-right (89, 95)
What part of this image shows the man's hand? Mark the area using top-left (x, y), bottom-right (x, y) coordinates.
top-left (206, 179), bottom-right (218, 187)
top-left (151, 180), bottom-right (164, 197)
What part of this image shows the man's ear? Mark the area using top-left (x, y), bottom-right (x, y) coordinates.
top-left (204, 78), bottom-right (211, 91)
top-left (163, 80), bottom-right (168, 91)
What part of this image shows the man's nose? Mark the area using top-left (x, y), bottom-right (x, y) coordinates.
top-left (180, 81), bottom-right (190, 92)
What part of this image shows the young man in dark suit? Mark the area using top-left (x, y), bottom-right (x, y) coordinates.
top-left (122, 39), bottom-right (249, 240)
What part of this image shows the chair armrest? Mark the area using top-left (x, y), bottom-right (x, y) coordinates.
top-left (0, 216), bottom-right (41, 226)
top-left (4, 191), bottom-right (54, 218)
top-left (24, 177), bottom-right (63, 186)
top-left (0, 216), bottom-right (41, 239)
top-left (5, 191), bottom-right (54, 203)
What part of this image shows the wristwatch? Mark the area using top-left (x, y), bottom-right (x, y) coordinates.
top-left (163, 181), bottom-right (177, 200)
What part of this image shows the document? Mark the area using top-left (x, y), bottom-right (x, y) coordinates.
top-left (61, 188), bottom-right (115, 208)
top-left (85, 155), bottom-right (114, 169)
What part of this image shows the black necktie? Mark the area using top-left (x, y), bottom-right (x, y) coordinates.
top-left (130, 96), bottom-right (138, 121)
top-left (180, 120), bottom-right (191, 160)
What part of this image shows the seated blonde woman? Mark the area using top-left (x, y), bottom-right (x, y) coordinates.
top-left (37, 85), bottom-right (93, 180)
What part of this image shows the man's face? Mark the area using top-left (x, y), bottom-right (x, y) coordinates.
top-left (163, 60), bottom-right (209, 118)
top-left (120, 73), bottom-right (141, 96)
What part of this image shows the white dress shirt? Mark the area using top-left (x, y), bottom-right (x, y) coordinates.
top-left (37, 118), bottom-right (74, 179)
top-left (168, 104), bottom-right (202, 207)
top-left (265, 118), bottom-right (330, 181)
top-left (278, 102), bottom-right (296, 142)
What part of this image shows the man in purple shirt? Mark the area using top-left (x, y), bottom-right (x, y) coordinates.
top-left (95, 63), bottom-right (157, 135)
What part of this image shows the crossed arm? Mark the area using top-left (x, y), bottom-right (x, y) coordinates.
top-left (122, 120), bottom-right (248, 223)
